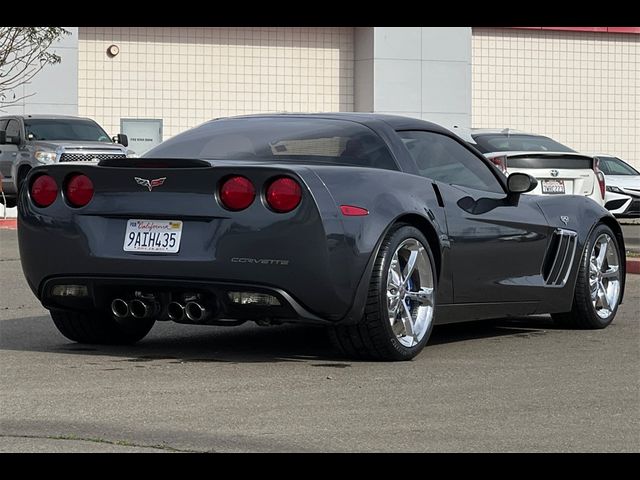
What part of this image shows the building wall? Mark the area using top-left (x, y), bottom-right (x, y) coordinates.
top-left (355, 27), bottom-right (472, 130)
top-left (1, 27), bottom-right (78, 116)
top-left (78, 27), bottom-right (354, 140)
top-left (472, 27), bottom-right (639, 167)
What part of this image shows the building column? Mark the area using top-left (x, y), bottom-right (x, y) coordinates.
top-left (354, 27), bottom-right (472, 130)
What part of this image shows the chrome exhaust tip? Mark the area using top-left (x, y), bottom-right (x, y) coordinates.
top-left (111, 298), bottom-right (130, 319)
top-left (129, 299), bottom-right (151, 319)
top-left (185, 301), bottom-right (208, 323)
top-left (167, 301), bottom-right (185, 322)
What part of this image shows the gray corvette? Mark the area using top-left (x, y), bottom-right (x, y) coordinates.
top-left (17, 114), bottom-right (626, 360)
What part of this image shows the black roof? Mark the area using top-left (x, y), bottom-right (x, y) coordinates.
top-left (204, 112), bottom-right (453, 135)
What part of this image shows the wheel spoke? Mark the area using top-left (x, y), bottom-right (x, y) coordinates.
top-left (601, 266), bottom-right (619, 279)
top-left (400, 301), bottom-right (415, 340)
top-left (595, 237), bottom-right (609, 270)
top-left (405, 287), bottom-right (434, 306)
top-left (598, 284), bottom-right (610, 310)
top-left (402, 249), bottom-right (420, 286)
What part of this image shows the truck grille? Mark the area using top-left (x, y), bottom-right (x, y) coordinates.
top-left (59, 153), bottom-right (126, 162)
top-left (542, 228), bottom-right (578, 286)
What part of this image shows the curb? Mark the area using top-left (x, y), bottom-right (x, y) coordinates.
top-left (0, 218), bottom-right (17, 230)
top-left (627, 257), bottom-right (640, 275)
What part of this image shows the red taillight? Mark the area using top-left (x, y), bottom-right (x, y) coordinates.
top-left (30, 175), bottom-right (58, 207)
top-left (266, 177), bottom-right (302, 213)
top-left (489, 155), bottom-right (508, 174)
top-left (593, 157), bottom-right (606, 199)
top-left (340, 205), bottom-right (369, 216)
top-left (219, 176), bottom-right (255, 211)
top-left (66, 174), bottom-right (94, 207)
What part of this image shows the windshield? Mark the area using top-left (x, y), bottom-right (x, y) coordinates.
top-left (597, 156), bottom-right (639, 176)
top-left (144, 117), bottom-right (399, 171)
top-left (24, 119), bottom-right (112, 142)
top-left (472, 134), bottom-right (575, 153)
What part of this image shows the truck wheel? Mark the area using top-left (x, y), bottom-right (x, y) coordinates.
top-left (552, 223), bottom-right (623, 329)
top-left (50, 309), bottom-right (155, 344)
top-left (330, 224), bottom-right (437, 361)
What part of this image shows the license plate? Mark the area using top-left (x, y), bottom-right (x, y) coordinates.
top-left (541, 179), bottom-right (565, 194)
top-left (123, 219), bottom-right (183, 253)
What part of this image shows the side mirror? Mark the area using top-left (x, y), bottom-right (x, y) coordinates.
top-left (507, 172), bottom-right (538, 195)
top-left (113, 133), bottom-right (128, 147)
top-left (0, 130), bottom-right (19, 145)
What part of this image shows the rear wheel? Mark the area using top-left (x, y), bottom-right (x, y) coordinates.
top-left (50, 309), bottom-right (155, 344)
top-left (330, 224), bottom-right (437, 361)
top-left (553, 224), bottom-right (622, 329)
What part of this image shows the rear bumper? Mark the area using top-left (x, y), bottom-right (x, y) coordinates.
top-left (40, 275), bottom-right (331, 324)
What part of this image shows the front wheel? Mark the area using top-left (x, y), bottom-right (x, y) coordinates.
top-left (553, 223), bottom-right (623, 329)
top-left (330, 224), bottom-right (437, 361)
top-left (50, 309), bottom-right (155, 344)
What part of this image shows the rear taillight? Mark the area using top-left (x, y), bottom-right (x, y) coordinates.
top-left (266, 177), bottom-right (302, 213)
top-left (219, 176), bottom-right (255, 211)
top-left (30, 175), bottom-right (58, 207)
top-left (489, 155), bottom-right (508, 174)
top-left (66, 174), bottom-right (94, 207)
top-left (593, 157), bottom-right (606, 199)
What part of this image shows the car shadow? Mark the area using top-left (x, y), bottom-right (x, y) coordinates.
top-left (0, 313), bottom-right (562, 364)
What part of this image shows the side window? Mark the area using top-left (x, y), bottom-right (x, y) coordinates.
top-left (0, 120), bottom-right (7, 131)
top-left (398, 130), bottom-right (504, 193)
top-left (5, 119), bottom-right (21, 140)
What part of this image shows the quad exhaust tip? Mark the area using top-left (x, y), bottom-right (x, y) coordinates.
top-left (185, 301), bottom-right (208, 323)
top-left (167, 301), bottom-right (185, 321)
top-left (129, 299), bottom-right (153, 319)
top-left (111, 298), bottom-right (129, 319)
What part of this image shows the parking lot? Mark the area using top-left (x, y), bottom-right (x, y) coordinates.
top-left (0, 228), bottom-right (638, 452)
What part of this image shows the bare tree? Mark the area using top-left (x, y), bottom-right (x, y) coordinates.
top-left (0, 27), bottom-right (70, 107)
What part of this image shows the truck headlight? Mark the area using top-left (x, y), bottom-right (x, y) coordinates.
top-left (34, 150), bottom-right (57, 164)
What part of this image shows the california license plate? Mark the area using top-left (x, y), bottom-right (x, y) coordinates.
top-left (123, 219), bottom-right (183, 253)
top-left (541, 179), bottom-right (565, 194)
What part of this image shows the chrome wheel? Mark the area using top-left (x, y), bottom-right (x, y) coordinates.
top-left (589, 233), bottom-right (621, 319)
top-left (386, 238), bottom-right (435, 347)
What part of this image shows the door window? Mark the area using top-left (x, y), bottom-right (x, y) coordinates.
top-left (5, 119), bottom-right (21, 141)
top-left (398, 130), bottom-right (504, 193)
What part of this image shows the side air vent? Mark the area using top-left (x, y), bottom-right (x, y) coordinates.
top-left (542, 228), bottom-right (578, 286)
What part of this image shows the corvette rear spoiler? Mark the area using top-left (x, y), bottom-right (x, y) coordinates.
top-left (98, 158), bottom-right (211, 168)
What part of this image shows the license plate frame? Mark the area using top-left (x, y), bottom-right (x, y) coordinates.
top-left (541, 179), bottom-right (566, 194)
top-left (123, 219), bottom-right (183, 253)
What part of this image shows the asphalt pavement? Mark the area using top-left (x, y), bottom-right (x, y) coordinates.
top-left (1, 229), bottom-right (638, 452)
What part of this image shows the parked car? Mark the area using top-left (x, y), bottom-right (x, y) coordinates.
top-left (465, 129), bottom-right (606, 207)
top-left (17, 114), bottom-right (625, 361)
top-left (0, 114), bottom-right (131, 208)
top-left (589, 154), bottom-right (640, 218)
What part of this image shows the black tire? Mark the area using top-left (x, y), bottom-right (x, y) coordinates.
top-left (50, 309), bottom-right (155, 344)
top-left (330, 224), bottom-right (437, 361)
top-left (552, 223), bottom-right (622, 329)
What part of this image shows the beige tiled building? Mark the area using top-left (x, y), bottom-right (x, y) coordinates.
top-left (472, 27), bottom-right (639, 167)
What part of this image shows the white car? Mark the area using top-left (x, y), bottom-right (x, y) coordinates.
top-left (593, 154), bottom-right (640, 218)
top-left (465, 129), bottom-right (605, 207)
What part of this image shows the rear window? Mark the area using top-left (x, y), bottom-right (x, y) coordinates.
top-left (144, 117), bottom-right (398, 171)
top-left (472, 134), bottom-right (575, 154)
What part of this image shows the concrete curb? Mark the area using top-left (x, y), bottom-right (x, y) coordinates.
top-left (627, 257), bottom-right (640, 275)
top-left (0, 219), bottom-right (17, 230)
